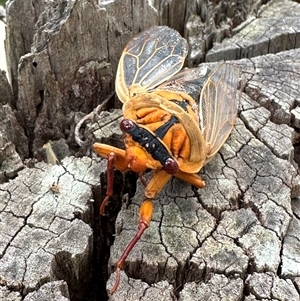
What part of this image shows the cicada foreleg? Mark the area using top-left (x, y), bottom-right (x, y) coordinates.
top-left (100, 152), bottom-right (115, 215)
top-left (93, 143), bottom-right (129, 214)
top-left (110, 169), bottom-right (171, 294)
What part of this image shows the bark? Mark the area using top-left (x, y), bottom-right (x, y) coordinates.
top-left (0, 0), bottom-right (299, 300)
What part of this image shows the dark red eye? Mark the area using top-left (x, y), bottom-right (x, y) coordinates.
top-left (120, 119), bottom-right (134, 133)
top-left (164, 158), bottom-right (179, 174)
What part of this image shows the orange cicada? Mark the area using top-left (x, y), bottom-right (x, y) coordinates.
top-left (93, 26), bottom-right (240, 294)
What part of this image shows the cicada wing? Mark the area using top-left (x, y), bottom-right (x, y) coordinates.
top-left (116, 26), bottom-right (188, 103)
top-left (199, 63), bottom-right (240, 164)
top-left (157, 66), bottom-right (208, 101)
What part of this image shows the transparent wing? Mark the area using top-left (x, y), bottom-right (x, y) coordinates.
top-left (116, 26), bottom-right (188, 103)
top-left (199, 63), bottom-right (240, 163)
top-left (157, 66), bottom-right (209, 102)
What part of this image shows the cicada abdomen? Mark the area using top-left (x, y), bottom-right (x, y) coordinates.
top-left (93, 25), bottom-right (240, 294)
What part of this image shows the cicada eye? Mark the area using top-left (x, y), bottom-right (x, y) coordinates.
top-left (120, 119), bottom-right (135, 133)
top-left (164, 158), bottom-right (179, 175)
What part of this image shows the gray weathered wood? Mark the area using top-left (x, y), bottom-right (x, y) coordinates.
top-left (0, 285), bottom-right (22, 301)
top-left (0, 101), bottom-right (28, 183)
top-left (153, 0), bottom-right (266, 65)
top-left (0, 70), bottom-right (13, 106)
top-left (5, 0), bottom-right (157, 155)
top-left (206, 0), bottom-right (300, 62)
top-left (0, 157), bottom-right (105, 301)
top-left (0, 71), bottom-right (27, 180)
top-left (23, 281), bottom-right (70, 301)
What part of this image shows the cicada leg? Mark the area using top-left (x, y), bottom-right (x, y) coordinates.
top-left (137, 173), bottom-right (147, 187)
top-left (100, 153), bottom-right (114, 215)
top-left (110, 169), bottom-right (171, 294)
top-left (93, 143), bottom-right (128, 172)
top-left (93, 143), bottom-right (129, 214)
top-left (174, 170), bottom-right (206, 189)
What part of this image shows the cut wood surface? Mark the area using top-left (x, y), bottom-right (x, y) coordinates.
top-left (0, 156), bottom-right (104, 301)
top-left (206, 0), bottom-right (300, 62)
top-left (0, 0), bottom-right (299, 300)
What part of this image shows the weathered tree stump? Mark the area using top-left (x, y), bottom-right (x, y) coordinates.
top-left (0, 0), bottom-right (299, 300)
top-left (0, 157), bottom-right (104, 300)
top-left (206, 0), bottom-right (300, 62)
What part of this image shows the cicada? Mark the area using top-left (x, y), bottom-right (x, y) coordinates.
top-left (93, 26), bottom-right (240, 294)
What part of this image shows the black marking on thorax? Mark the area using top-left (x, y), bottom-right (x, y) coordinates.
top-left (170, 99), bottom-right (189, 112)
top-left (127, 100), bottom-right (190, 165)
top-left (126, 121), bottom-right (173, 166)
top-left (154, 115), bottom-right (179, 139)
top-left (153, 98), bottom-right (189, 139)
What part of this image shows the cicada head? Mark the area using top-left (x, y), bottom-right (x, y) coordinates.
top-left (124, 143), bottom-right (156, 173)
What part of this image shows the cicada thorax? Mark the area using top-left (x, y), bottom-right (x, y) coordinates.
top-left (122, 90), bottom-right (207, 174)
